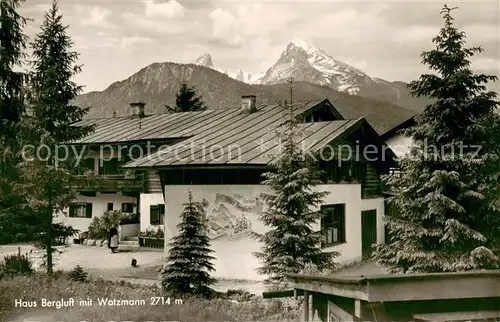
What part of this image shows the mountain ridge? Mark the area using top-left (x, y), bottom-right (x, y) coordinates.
top-left (73, 62), bottom-right (416, 135)
top-left (188, 39), bottom-right (430, 112)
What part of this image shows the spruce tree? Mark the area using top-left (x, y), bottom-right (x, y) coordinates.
top-left (254, 101), bottom-right (338, 290)
top-left (161, 191), bottom-right (216, 297)
top-left (0, 0), bottom-right (27, 134)
top-left (0, 0), bottom-right (30, 238)
top-left (29, 0), bottom-right (93, 142)
top-left (19, 0), bottom-right (94, 274)
top-left (167, 82), bottom-right (207, 112)
top-left (374, 5), bottom-right (500, 273)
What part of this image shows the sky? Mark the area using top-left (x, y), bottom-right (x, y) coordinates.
top-left (20, 0), bottom-right (500, 93)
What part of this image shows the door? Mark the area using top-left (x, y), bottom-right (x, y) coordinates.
top-left (361, 210), bottom-right (377, 259)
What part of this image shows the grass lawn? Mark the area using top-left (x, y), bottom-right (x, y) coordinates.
top-left (0, 272), bottom-right (301, 322)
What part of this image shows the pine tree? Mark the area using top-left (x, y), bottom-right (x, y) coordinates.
top-left (0, 0), bottom-right (27, 135)
top-left (0, 0), bottom-right (31, 239)
top-left (167, 82), bottom-right (207, 112)
top-left (19, 0), bottom-right (95, 275)
top-left (253, 99), bottom-right (338, 290)
top-left (29, 0), bottom-right (93, 142)
top-left (161, 191), bottom-right (216, 298)
top-left (374, 5), bottom-right (500, 273)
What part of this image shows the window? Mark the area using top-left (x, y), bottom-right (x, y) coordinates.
top-left (150, 204), bottom-right (165, 225)
top-left (69, 203), bottom-right (92, 218)
top-left (78, 158), bottom-right (95, 175)
top-left (121, 203), bottom-right (135, 213)
top-left (321, 204), bottom-right (346, 247)
top-left (320, 160), bottom-right (366, 183)
top-left (107, 203), bottom-right (113, 211)
top-left (98, 158), bottom-right (120, 175)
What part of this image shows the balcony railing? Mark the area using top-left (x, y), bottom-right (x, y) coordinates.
top-left (76, 172), bottom-right (144, 192)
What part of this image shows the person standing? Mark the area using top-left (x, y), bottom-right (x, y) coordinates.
top-left (108, 227), bottom-right (119, 253)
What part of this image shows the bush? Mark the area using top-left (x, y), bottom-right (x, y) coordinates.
top-left (69, 265), bottom-right (88, 283)
top-left (120, 213), bottom-right (140, 225)
top-left (1, 251), bottom-right (33, 276)
top-left (88, 210), bottom-right (126, 239)
top-left (139, 227), bottom-right (164, 238)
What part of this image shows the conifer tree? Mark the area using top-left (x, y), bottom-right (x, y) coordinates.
top-left (0, 0), bottom-right (27, 134)
top-left (254, 100), bottom-right (338, 290)
top-left (161, 191), bottom-right (216, 297)
top-left (374, 5), bottom-right (500, 273)
top-left (29, 0), bottom-right (93, 142)
top-left (167, 82), bottom-right (207, 112)
top-left (0, 0), bottom-right (30, 238)
top-left (20, 0), bottom-right (95, 274)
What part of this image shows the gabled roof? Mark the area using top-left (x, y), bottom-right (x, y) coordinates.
top-left (71, 100), bottom-right (328, 144)
top-left (380, 116), bottom-right (416, 140)
top-left (124, 117), bottom-right (362, 168)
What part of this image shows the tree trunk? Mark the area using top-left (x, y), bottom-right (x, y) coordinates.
top-left (46, 206), bottom-right (53, 275)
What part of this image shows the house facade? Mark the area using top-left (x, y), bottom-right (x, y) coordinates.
top-left (54, 103), bottom-right (166, 235)
top-left (59, 97), bottom-right (406, 277)
top-left (123, 97), bottom-right (397, 280)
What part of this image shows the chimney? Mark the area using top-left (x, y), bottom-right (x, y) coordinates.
top-left (241, 95), bottom-right (257, 114)
top-left (130, 102), bottom-right (145, 118)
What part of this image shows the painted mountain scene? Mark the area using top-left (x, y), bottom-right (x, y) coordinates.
top-left (203, 193), bottom-right (267, 241)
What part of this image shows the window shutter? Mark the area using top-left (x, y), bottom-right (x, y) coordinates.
top-left (159, 204), bottom-right (165, 215)
top-left (85, 203), bottom-right (93, 218)
top-left (150, 205), bottom-right (159, 225)
top-left (69, 204), bottom-right (76, 217)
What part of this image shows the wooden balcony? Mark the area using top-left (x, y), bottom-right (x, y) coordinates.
top-left (76, 173), bottom-right (144, 193)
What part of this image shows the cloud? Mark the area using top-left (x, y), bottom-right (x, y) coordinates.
top-left (143, 0), bottom-right (186, 19)
top-left (75, 5), bottom-right (116, 29)
top-left (207, 3), bottom-right (299, 47)
top-left (471, 57), bottom-right (500, 72)
top-left (463, 24), bottom-right (500, 42)
top-left (208, 8), bottom-right (243, 46)
top-left (121, 36), bottom-right (155, 48)
top-left (392, 25), bottom-right (439, 44)
top-left (122, 12), bottom-right (187, 35)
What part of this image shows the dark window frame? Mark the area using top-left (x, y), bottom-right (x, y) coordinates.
top-left (320, 160), bottom-right (367, 184)
top-left (98, 158), bottom-right (120, 175)
top-left (78, 158), bottom-right (95, 175)
top-left (150, 204), bottom-right (165, 225)
top-left (320, 204), bottom-right (346, 247)
top-left (121, 203), bottom-right (135, 213)
top-left (69, 202), bottom-right (92, 218)
top-left (107, 203), bottom-right (113, 211)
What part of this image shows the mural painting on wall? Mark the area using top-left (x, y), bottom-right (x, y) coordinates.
top-left (201, 193), bottom-right (267, 241)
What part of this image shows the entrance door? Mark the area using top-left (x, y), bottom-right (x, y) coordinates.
top-left (361, 210), bottom-right (377, 259)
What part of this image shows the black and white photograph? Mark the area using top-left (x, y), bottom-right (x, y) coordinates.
top-left (0, 0), bottom-right (499, 321)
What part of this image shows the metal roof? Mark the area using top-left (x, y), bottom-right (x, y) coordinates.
top-left (123, 116), bottom-right (362, 168)
top-left (71, 99), bottom-right (385, 168)
top-left (71, 101), bottom-right (323, 144)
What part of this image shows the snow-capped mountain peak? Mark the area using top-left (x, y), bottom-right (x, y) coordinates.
top-left (235, 70), bottom-right (245, 82)
top-left (258, 39), bottom-right (372, 94)
top-left (288, 38), bottom-right (319, 54)
top-left (193, 53), bottom-right (214, 69)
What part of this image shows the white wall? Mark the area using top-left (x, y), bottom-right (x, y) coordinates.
top-left (163, 184), bottom-right (385, 281)
top-left (55, 192), bottom-right (137, 235)
top-left (119, 223), bottom-right (141, 241)
top-left (140, 193), bottom-right (165, 232)
top-left (385, 133), bottom-right (414, 158)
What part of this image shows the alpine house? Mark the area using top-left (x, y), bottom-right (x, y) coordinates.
top-left (119, 96), bottom-right (397, 281)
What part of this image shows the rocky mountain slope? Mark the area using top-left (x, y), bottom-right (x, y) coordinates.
top-left (192, 39), bottom-right (430, 112)
top-left (73, 62), bottom-right (416, 135)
